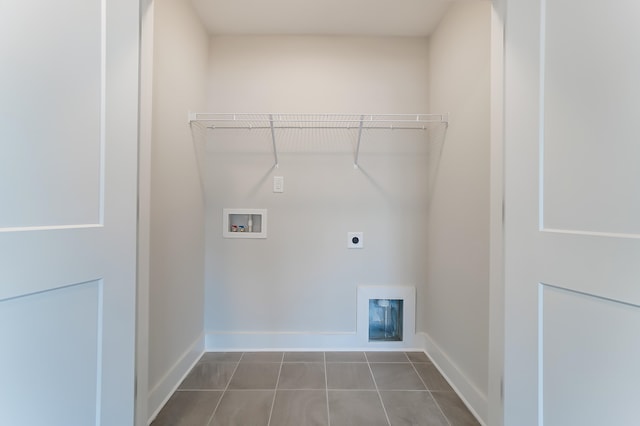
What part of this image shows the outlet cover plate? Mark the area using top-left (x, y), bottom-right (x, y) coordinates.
top-left (348, 232), bottom-right (363, 249)
top-left (273, 176), bottom-right (284, 193)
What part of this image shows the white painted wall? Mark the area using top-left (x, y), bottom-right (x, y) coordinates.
top-left (203, 36), bottom-right (432, 348)
top-left (147, 0), bottom-right (209, 419)
top-left (423, 1), bottom-right (491, 423)
top-left (206, 36), bottom-right (430, 113)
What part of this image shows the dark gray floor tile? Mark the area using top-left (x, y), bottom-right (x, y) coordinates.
top-left (380, 391), bottom-right (448, 426)
top-left (270, 390), bottom-right (328, 426)
top-left (405, 351), bottom-right (431, 363)
top-left (370, 363), bottom-right (426, 390)
top-left (240, 352), bottom-right (283, 363)
top-left (228, 363), bottom-right (280, 389)
top-left (278, 362), bottom-right (326, 389)
top-left (161, 352), bottom-right (477, 426)
top-left (179, 361), bottom-right (237, 390)
top-left (284, 351), bottom-right (325, 362)
top-left (365, 351), bottom-right (409, 363)
top-left (328, 391), bottom-right (389, 426)
top-left (199, 352), bottom-right (243, 363)
top-left (151, 390), bottom-right (222, 426)
top-left (413, 363), bottom-right (454, 391)
top-left (326, 363), bottom-right (375, 390)
top-left (209, 390), bottom-right (274, 426)
top-left (325, 351), bottom-right (367, 362)
top-left (431, 391), bottom-right (481, 426)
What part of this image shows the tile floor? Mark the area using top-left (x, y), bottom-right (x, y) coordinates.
top-left (151, 351), bottom-right (480, 426)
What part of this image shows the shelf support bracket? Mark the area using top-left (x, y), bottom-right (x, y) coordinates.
top-left (269, 114), bottom-right (279, 168)
top-left (354, 115), bottom-right (364, 169)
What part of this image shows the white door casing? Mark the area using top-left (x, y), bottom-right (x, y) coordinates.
top-left (503, 0), bottom-right (640, 425)
top-left (0, 1), bottom-right (139, 425)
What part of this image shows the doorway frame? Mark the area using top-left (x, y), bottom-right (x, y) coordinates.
top-left (488, 1), bottom-right (506, 425)
top-left (135, 0), bottom-right (154, 425)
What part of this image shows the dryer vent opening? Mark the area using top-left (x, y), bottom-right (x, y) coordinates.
top-left (357, 286), bottom-right (415, 347)
top-left (368, 299), bottom-right (403, 342)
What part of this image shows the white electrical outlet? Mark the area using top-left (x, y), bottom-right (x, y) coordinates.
top-left (348, 232), bottom-right (363, 249)
top-left (273, 176), bottom-right (284, 193)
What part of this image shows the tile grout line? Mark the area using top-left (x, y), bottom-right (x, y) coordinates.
top-left (205, 352), bottom-right (244, 426)
top-left (364, 352), bottom-right (392, 426)
top-left (265, 352), bottom-right (285, 426)
top-left (324, 352), bottom-right (331, 426)
top-left (409, 358), bottom-right (452, 426)
top-left (428, 391), bottom-right (456, 426)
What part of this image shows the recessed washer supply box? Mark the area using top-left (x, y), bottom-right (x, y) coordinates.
top-left (223, 208), bottom-right (267, 239)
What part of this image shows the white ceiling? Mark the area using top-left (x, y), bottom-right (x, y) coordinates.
top-left (191, 0), bottom-right (457, 37)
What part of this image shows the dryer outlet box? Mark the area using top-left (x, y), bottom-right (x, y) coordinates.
top-left (348, 232), bottom-right (364, 249)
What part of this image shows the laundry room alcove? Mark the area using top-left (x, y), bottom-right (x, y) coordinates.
top-left (144, 0), bottom-right (491, 423)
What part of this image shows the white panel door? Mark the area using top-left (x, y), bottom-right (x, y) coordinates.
top-left (503, 0), bottom-right (640, 425)
top-left (0, 1), bottom-right (139, 425)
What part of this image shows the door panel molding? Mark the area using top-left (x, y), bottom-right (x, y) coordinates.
top-left (0, 279), bottom-right (104, 425)
top-left (539, 283), bottom-right (640, 426)
top-left (0, 224), bottom-right (104, 234)
top-left (540, 228), bottom-right (640, 240)
top-left (0, 227), bottom-right (105, 301)
top-left (539, 0), bottom-right (640, 238)
top-left (0, 0), bottom-right (106, 231)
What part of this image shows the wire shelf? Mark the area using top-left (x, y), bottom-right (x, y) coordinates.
top-left (188, 112), bottom-right (448, 167)
top-left (190, 113), bottom-right (447, 129)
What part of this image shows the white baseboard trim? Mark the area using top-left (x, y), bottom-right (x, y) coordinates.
top-left (147, 333), bottom-right (205, 425)
top-left (205, 331), bottom-right (422, 351)
top-left (416, 332), bottom-right (488, 426)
